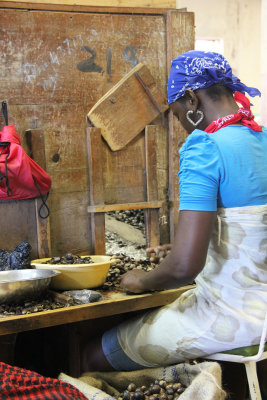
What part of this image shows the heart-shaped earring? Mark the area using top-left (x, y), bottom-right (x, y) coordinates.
top-left (186, 110), bottom-right (204, 127)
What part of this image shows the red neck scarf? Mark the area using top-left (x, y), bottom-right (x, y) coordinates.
top-left (205, 91), bottom-right (262, 133)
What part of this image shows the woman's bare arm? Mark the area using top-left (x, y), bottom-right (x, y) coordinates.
top-left (120, 210), bottom-right (217, 293)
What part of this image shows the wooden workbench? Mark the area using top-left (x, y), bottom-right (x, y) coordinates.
top-left (0, 286), bottom-right (194, 377)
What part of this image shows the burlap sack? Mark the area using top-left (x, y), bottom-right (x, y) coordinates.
top-left (59, 361), bottom-right (226, 400)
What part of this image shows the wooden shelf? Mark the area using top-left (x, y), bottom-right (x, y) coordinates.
top-left (0, 286), bottom-right (194, 336)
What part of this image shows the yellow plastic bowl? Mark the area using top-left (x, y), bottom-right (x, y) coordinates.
top-left (31, 255), bottom-right (111, 290)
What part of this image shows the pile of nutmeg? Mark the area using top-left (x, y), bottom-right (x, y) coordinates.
top-left (101, 254), bottom-right (157, 290)
top-left (114, 379), bottom-right (185, 400)
top-left (108, 209), bottom-right (145, 232)
top-left (43, 253), bottom-right (93, 264)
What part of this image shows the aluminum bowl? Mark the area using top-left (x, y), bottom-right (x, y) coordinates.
top-left (0, 269), bottom-right (60, 304)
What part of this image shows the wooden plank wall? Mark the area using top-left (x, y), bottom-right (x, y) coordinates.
top-left (0, 6), bottom-right (194, 255)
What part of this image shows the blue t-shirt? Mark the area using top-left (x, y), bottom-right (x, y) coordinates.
top-left (178, 125), bottom-right (267, 211)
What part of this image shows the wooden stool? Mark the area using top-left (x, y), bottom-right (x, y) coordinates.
top-left (205, 312), bottom-right (267, 400)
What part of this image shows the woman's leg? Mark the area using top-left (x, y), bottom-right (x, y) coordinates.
top-left (81, 335), bottom-right (115, 373)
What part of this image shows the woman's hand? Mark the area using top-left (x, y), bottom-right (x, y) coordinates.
top-left (146, 244), bottom-right (172, 263)
top-left (120, 269), bottom-right (148, 294)
top-left (121, 211), bottom-right (216, 293)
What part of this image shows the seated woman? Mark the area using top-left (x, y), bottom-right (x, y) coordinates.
top-left (81, 51), bottom-right (267, 393)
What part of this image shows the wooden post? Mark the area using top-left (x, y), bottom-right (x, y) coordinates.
top-left (34, 198), bottom-right (52, 258)
top-left (144, 125), bottom-right (160, 248)
top-left (165, 10), bottom-right (195, 240)
top-left (87, 127), bottom-right (106, 255)
top-left (25, 128), bottom-right (52, 258)
top-left (25, 129), bottom-right (47, 169)
top-left (166, 11), bottom-right (175, 243)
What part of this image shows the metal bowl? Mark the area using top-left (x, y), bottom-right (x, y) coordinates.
top-left (0, 269), bottom-right (60, 304)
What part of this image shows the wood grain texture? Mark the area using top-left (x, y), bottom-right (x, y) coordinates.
top-left (0, 286), bottom-right (194, 335)
top-left (0, 199), bottom-right (39, 257)
top-left (35, 198), bottom-right (52, 258)
top-left (88, 64), bottom-right (168, 151)
top-left (25, 128), bottom-right (52, 258)
top-left (154, 124), bottom-right (169, 243)
top-left (49, 191), bottom-right (92, 255)
top-left (88, 201), bottom-right (163, 213)
top-left (0, 1), bottom-right (176, 11)
top-left (0, 8), bottom-right (194, 254)
top-left (87, 128), bottom-right (105, 254)
top-left (144, 125), bottom-right (160, 247)
top-left (166, 10), bottom-right (195, 238)
top-left (25, 129), bottom-right (47, 169)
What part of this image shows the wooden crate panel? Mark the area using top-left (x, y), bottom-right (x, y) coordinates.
top-left (102, 133), bottom-right (146, 204)
top-left (0, 10), bottom-right (167, 104)
top-left (0, 8), bottom-right (194, 253)
top-left (0, 199), bottom-right (39, 257)
top-left (49, 191), bottom-right (92, 255)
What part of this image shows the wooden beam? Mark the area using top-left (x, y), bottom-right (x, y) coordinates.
top-left (1, 0), bottom-right (176, 8)
top-left (165, 10), bottom-right (195, 240)
top-left (0, 1), bottom-right (176, 13)
top-left (87, 128), bottom-right (106, 255)
top-left (34, 197), bottom-right (52, 258)
top-left (144, 125), bottom-right (160, 248)
top-left (25, 128), bottom-right (52, 258)
top-left (88, 200), bottom-right (163, 213)
top-left (166, 10), bottom-right (175, 243)
top-left (25, 129), bottom-right (47, 169)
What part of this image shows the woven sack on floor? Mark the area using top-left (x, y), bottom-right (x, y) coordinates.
top-left (59, 360), bottom-right (226, 400)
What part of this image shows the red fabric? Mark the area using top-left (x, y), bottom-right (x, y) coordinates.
top-left (0, 362), bottom-right (87, 400)
top-left (0, 125), bottom-right (51, 200)
top-left (205, 91), bottom-right (262, 133)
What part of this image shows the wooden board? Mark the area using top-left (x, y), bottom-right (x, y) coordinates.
top-left (0, 286), bottom-right (194, 335)
top-left (3, 0), bottom-right (177, 8)
top-left (87, 128), bottom-right (105, 255)
top-left (144, 125), bottom-right (160, 247)
top-left (0, 8), bottom-right (194, 254)
top-left (166, 10), bottom-right (194, 239)
top-left (0, 199), bottom-right (39, 256)
top-left (0, 1), bottom-right (176, 8)
top-left (88, 63), bottom-right (168, 151)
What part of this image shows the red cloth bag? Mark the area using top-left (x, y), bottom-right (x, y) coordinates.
top-left (0, 101), bottom-right (52, 203)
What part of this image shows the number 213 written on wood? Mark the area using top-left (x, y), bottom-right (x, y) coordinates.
top-left (77, 45), bottom-right (139, 73)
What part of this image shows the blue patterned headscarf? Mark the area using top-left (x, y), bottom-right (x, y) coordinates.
top-left (167, 50), bottom-right (261, 104)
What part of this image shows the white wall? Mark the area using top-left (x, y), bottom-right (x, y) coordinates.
top-left (261, 0), bottom-right (267, 124)
top-left (177, 0), bottom-right (262, 120)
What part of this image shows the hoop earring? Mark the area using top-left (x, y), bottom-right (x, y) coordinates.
top-left (186, 110), bottom-right (204, 127)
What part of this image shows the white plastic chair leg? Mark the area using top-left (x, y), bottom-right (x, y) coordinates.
top-left (245, 361), bottom-right (262, 400)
